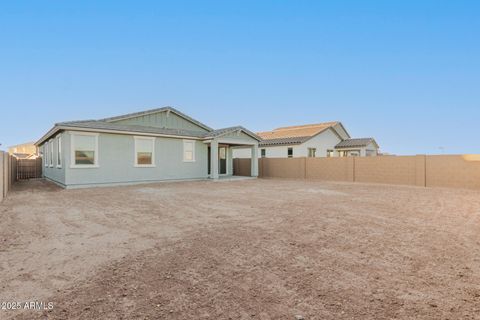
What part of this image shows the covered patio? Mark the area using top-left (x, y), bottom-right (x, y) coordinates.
top-left (203, 126), bottom-right (260, 180)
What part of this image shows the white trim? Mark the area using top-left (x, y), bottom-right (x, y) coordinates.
top-left (134, 136), bottom-right (156, 167)
top-left (56, 135), bottom-right (62, 168)
top-left (36, 126), bottom-right (203, 146)
top-left (49, 139), bottom-right (54, 167)
top-left (182, 140), bottom-right (196, 162)
top-left (70, 132), bottom-right (99, 169)
top-left (44, 143), bottom-right (49, 167)
top-left (203, 138), bottom-right (257, 146)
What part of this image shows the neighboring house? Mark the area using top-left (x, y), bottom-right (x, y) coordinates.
top-left (35, 107), bottom-right (260, 188)
top-left (233, 122), bottom-right (379, 158)
top-left (8, 142), bottom-right (39, 159)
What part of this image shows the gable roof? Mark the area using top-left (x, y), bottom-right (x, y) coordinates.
top-left (100, 106), bottom-right (213, 131)
top-left (203, 126), bottom-right (261, 141)
top-left (258, 122), bottom-right (345, 146)
top-left (258, 122), bottom-right (339, 140)
top-left (35, 107), bottom-right (261, 145)
top-left (335, 138), bottom-right (379, 149)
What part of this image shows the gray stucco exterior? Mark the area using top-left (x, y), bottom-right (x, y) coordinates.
top-left (36, 107), bottom-right (260, 188)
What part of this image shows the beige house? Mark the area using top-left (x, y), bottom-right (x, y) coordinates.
top-left (8, 142), bottom-right (38, 159)
top-left (233, 122), bottom-right (379, 158)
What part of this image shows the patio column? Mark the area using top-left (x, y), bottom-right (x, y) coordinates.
top-left (227, 147), bottom-right (233, 176)
top-left (210, 140), bottom-right (219, 180)
top-left (251, 144), bottom-right (259, 177)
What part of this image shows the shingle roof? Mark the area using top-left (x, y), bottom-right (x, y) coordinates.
top-left (55, 121), bottom-right (207, 138)
top-left (36, 107), bottom-right (262, 144)
top-left (203, 126), bottom-right (261, 141)
top-left (335, 138), bottom-right (378, 149)
top-left (257, 122), bottom-right (339, 141)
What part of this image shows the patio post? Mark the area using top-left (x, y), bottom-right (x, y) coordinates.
top-left (210, 140), bottom-right (219, 180)
top-left (251, 144), bottom-right (259, 177)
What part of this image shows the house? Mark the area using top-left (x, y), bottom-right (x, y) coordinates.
top-left (233, 122), bottom-right (379, 158)
top-left (8, 142), bottom-right (39, 159)
top-left (35, 107), bottom-right (260, 188)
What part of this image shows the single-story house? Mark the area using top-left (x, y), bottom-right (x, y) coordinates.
top-left (233, 122), bottom-right (379, 158)
top-left (35, 107), bottom-right (260, 188)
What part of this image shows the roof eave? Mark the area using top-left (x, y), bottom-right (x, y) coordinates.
top-left (36, 125), bottom-right (206, 146)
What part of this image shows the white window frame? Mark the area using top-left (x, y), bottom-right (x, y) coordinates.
top-left (44, 143), bottom-right (49, 167)
top-left (183, 140), bottom-right (196, 162)
top-left (70, 132), bottom-right (99, 169)
top-left (49, 139), bottom-right (54, 167)
top-left (56, 135), bottom-right (62, 168)
top-left (134, 136), bottom-right (156, 167)
top-left (287, 147), bottom-right (293, 158)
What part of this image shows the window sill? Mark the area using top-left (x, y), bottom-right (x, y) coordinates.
top-left (134, 164), bottom-right (156, 168)
top-left (70, 165), bottom-right (99, 169)
top-left (56, 165), bottom-right (62, 169)
top-left (183, 160), bottom-right (196, 163)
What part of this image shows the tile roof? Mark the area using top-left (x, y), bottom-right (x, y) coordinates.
top-left (335, 138), bottom-right (377, 149)
top-left (257, 122), bottom-right (339, 142)
top-left (259, 136), bottom-right (311, 147)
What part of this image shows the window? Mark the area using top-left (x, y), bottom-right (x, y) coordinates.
top-left (71, 132), bottom-right (99, 168)
top-left (57, 136), bottom-right (62, 168)
top-left (327, 149), bottom-right (334, 158)
top-left (287, 147), bottom-right (293, 158)
top-left (49, 139), bottom-right (54, 167)
top-left (308, 148), bottom-right (316, 158)
top-left (134, 136), bottom-right (155, 167)
top-left (261, 149), bottom-right (266, 158)
top-left (183, 140), bottom-right (195, 162)
top-left (44, 143), bottom-right (48, 167)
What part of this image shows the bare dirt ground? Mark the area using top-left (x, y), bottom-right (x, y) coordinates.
top-left (1, 178), bottom-right (480, 320)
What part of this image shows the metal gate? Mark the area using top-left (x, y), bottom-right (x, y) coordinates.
top-left (16, 158), bottom-right (43, 180)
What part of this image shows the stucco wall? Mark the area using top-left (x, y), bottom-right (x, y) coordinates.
top-left (64, 132), bottom-right (208, 187)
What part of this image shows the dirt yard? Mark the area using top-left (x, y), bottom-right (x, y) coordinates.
top-left (1, 179), bottom-right (480, 319)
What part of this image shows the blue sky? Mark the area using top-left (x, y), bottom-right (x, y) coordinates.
top-left (1, 0), bottom-right (479, 154)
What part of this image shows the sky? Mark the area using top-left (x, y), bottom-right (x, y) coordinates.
top-left (1, 0), bottom-right (479, 155)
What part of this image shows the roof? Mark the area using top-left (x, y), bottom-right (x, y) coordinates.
top-left (55, 121), bottom-right (209, 138)
top-left (258, 122), bottom-right (339, 140)
top-left (335, 138), bottom-right (379, 149)
top-left (100, 106), bottom-right (213, 131)
top-left (203, 126), bottom-right (262, 141)
top-left (257, 122), bottom-right (342, 146)
top-left (35, 107), bottom-right (261, 145)
top-left (259, 136), bottom-right (311, 147)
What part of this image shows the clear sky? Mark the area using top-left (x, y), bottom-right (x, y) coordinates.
top-left (1, 1), bottom-right (479, 155)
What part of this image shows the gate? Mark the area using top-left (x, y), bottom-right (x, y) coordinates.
top-left (16, 158), bottom-right (43, 180)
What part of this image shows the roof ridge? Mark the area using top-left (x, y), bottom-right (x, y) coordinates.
top-left (274, 121), bottom-right (339, 131)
